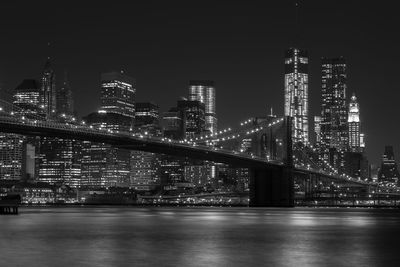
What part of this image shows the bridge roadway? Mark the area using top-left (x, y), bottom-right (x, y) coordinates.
top-left (0, 115), bottom-right (383, 206)
top-left (0, 115), bottom-right (375, 185)
top-left (0, 115), bottom-right (283, 169)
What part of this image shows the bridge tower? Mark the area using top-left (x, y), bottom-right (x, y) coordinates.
top-left (249, 116), bottom-right (294, 207)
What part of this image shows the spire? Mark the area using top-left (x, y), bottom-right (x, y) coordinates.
top-left (351, 92), bottom-right (357, 102)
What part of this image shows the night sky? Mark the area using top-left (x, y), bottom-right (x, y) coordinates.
top-left (0, 0), bottom-right (398, 165)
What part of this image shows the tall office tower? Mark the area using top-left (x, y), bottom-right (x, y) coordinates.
top-left (0, 80), bottom-right (42, 181)
top-left (348, 93), bottom-right (361, 152)
top-left (40, 58), bottom-right (57, 118)
top-left (284, 48), bottom-right (309, 145)
top-left (100, 71), bottom-right (135, 120)
top-left (314, 116), bottom-right (322, 147)
top-left (177, 98), bottom-right (205, 140)
top-left (378, 146), bottom-right (400, 185)
top-left (188, 80), bottom-right (217, 134)
top-left (131, 102), bottom-right (161, 191)
top-left (320, 57), bottom-right (348, 156)
top-left (81, 112), bottom-right (132, 188)
top-left (56, 72), bottom-right (74, 119)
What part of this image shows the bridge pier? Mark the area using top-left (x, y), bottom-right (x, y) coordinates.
top-left (249, 166), bottom-right (294, 207)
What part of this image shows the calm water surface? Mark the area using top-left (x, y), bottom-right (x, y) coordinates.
top-left (1, 207), bottom-right (400, 266)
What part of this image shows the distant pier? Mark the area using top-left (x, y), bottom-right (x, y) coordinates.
top-left (0, 194), bottom-right (21, 215)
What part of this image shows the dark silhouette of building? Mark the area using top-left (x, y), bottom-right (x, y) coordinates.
top-left (378, 146), bottom-right (400, 185)
top-left (40, 58), bottom-right (57, 118)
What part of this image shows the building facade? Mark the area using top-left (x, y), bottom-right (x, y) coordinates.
top-left (100, 71), bottom-right (135, 119)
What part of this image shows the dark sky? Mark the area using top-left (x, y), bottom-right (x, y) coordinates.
top-left (0, 0), bottom-right (398, 165)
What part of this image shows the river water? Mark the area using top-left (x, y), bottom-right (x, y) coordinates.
top-left (1, 207), bottom-right (400, 266)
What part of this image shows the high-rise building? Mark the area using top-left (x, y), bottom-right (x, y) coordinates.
top-left (0, 79), bottom-right (42, 181)
top-left (162, 107), bottom-right (184, 140)
top-left (177, 98), bottom-right (205, 140)
top-left (284, 48), bottom-right (309, 145)
top-left (135, 102), bottom-right (160, 134)
top-left (188, 80), bottom-right (217, 134)
top-left (56, 71), bottom-right (74, 119)
top-left (131, 102), bottom-right (161, 191)
top-left (81, 112), bottom-right (132, 188)
top-left (100, 71), bottom-right (135, 120)
top-left (40, 58), bottom-right (57, 118)
top-left (320, 57), bottom-right (348, 154)
top-left (37, 138), bottom-right (82, 187)
top-left (348, 93), bottom-right (361, 152)
top-left (13, 79), bottom-right (42, 118)
top-left (378, 146), bottom-right (400, 185)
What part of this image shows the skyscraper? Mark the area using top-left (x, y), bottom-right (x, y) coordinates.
top-left (348, 93), bottom-right (361, 152)
top-left (131, 102), bottom-right (161, 191)
top-left (284, 48), bottom-right (309, 145)
top-left (56, 71), bottom-right (74, 119)
top-left (40, 58), bottom-right (57, 118)
top-left (100, 71), bottom-right (135, 119)
top-left (177, 98), bottom-right (205, 140)
top-left (320, 57), bottom-right (348, 169)
top-left (378, 146), bottom-right (400, 185)
top-left (1, 79), bottom-right (41, 181)
top-left (188, 80), bottom-right (217, 134)
top-left (13, 79), bottom-right (42, 118)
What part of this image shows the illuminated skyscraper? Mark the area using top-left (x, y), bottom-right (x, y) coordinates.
top-left (100, 71), bottom-right (135, 120)
top-left (378, 146), bottom-right (400, 185)
top-left (348, 93), bottom-right (361, 152)
top-left (40, 58), bottom-right (57, 118)
top-left (189, 80), bottom-right (217, 134)
top-left (320, 57), bottom-right (348, 166)
top-left (284, 48), bottom-right (309, 145)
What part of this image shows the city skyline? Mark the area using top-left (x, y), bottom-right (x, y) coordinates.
top-left (0, 1), bottom-right (399, 166)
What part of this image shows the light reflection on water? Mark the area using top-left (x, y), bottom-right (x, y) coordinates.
top-left (1, 207), bottom-right (400, 266)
